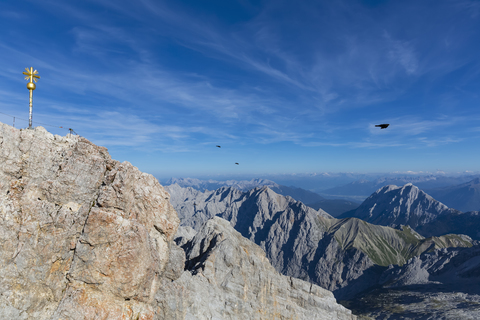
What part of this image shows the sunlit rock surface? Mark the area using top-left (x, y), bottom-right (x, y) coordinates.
top-left (0, 123), bottom-right (179, 319)
top-left (156, 217), bottom-right (356, 319)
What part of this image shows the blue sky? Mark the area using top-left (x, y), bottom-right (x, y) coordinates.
top-left (1, 0), bottom-right (480, 179)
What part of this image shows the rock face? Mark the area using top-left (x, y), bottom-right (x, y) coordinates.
top-left (0, 123), bottom-right (179, 319)
top-left (167, 184), bottom-right (472, 300)
top-left (156, 217), bottom-right (356, 319)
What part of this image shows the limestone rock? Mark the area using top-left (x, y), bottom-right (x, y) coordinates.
top-left (174, 225), bottom-right (197, 247)
top-left (0, 123), bottom-right (178, 319)
top-left (157, 217), bottom-right (356, 320)
top-left (162, 242), bottom-right (186, 281)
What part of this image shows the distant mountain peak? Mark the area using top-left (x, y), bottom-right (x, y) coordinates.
top-left (341, 183), bottom-right (458, 232)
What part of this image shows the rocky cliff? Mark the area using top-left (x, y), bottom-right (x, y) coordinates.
top-left (0, 122), bottom-right (355, 319)
top-left (157, 217), bottom-right (356, 319)
top-left (0, 123), bottom-right (179, 319)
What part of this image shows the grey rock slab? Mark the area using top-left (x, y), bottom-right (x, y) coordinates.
top-left (157, 217), bottom-right (356, 319)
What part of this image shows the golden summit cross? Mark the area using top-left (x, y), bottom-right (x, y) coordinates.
top-left (23, 67), bottom-right (40, 83)
top-left (22, 67), bottom-right (40, 129)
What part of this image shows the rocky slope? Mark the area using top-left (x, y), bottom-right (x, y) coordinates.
top-left (167, 184), bottom-right (472, 300)
top-left (425, 177), bottom-right (480, 212)
top-left (344, 244), bottom-right (480, 319)
top-left (0, 122), bottom-right (355, 319)
top-left (157, 217), bottom-right (356, 319)
top-left (414, 211), bottom-right (480, 240)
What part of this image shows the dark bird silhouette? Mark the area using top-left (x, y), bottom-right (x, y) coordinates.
top-left (235, 163), bottom-right (239, 165)
top-left (375, 124), bottom-right (389, 129)
top-left (216, 145), bottom-right (221, 148)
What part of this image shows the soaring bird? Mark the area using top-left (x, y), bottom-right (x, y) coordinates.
top-left (235, 163), bottom-right (239, 165)
top-left (216, 145), bottom-right (221, 148)
top-left (375, 124), bottom-right (389, 129)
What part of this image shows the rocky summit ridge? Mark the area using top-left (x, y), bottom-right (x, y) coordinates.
top-left (0, 122), bottom-right (355, 319)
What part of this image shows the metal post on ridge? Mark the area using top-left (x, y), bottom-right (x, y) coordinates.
top-left (22, 67), bottom-right (40, 129)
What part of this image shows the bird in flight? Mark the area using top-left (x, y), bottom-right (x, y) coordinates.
top-left (375, 124), bottom-right (389, 129)
top-left (235, 163), bottom-right (239, 165)
top-left (216, 145), bottom-right (221, 148)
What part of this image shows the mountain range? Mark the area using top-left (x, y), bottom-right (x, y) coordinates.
top-left (165, 177), bottom-right (359, 216)
top-left (321, 175), bottom-right (480, 203)
top-left (4, 120), bottom-right (480, 319)
top-left (166, 184), bottom-right (473, 301)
